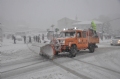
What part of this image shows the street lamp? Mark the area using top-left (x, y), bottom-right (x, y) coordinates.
top-left (51, 24), bottom-right (54, 39)
top-left (51, 24), bottom-right (54, 31)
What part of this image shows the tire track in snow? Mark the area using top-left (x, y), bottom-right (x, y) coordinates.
top-left (0, 57), bottom-right (48, 74)
top-left (72, 58), bottom-right (120, 74)
top-left (50, 60), bottom-right (91, 79)
top-left (1, 55), bottom-right (41, 67)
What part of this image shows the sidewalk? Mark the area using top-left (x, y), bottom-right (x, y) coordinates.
top-left (1, 38), bottom-right (25, 46)
top-left (0, 39), bottom-right (37, 63)
top-left (0, 38), bottom-right (29, 52)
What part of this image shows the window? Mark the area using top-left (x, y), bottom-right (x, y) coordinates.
top-left (59, 31), bottom-right (75, 37)
top-left (82, 31), bottom-right (86, 38)
top-left (77, 32), bottom-right (81, 38)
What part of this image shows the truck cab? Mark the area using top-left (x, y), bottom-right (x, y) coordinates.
top-left (58, 29), bottom-right (88, 50)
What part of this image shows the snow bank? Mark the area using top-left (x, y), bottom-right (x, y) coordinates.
top-left (0, 41), bottom-right (37, 63)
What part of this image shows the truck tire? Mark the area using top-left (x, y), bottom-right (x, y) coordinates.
top-left (111, 44), bottom-right (113, 46)
top-left (94, 44), bottom-right (98, 48)
top-left (69, 45), bottom-right (77, 57)
top-left (39, 53), bottom-right (43, 56)
top-left (55, 51), bottom-right (59, 55)
top-left (89, 45), bottom-right (95, 53)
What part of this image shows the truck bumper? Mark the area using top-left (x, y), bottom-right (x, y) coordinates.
top-left (61, 45), bottom-right (70, 52)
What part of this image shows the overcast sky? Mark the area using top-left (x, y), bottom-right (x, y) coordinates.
top-left (0, 0), bottom-right (120, 30)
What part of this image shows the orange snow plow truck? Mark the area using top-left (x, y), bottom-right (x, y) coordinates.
top-left (40, 28), bottom-right (99, 59)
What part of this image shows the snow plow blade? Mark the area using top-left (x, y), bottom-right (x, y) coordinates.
top-left (40, 44), bottom-right (55, 59)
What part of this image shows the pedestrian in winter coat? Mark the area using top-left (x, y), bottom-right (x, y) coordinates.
top-left (13, 35), bottom-right (16, 44)
top-left (29, 36), bottom-right (32, 43)
top-left (38, 35), bottom-right (41, 43)
top-left (39, 34), bottom-right (41, 43)
top-left (23, 36), bottom-right (26, 43)
top-left (91, 21), bottom-right (97, 36)
top-left (42, 34), bottom-right (44, 40)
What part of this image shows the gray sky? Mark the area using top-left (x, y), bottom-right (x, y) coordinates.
top-left (0, 0), bottom-right (120, 30)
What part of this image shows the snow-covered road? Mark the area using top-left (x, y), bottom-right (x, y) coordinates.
top-left (0, 39), bottom-right (120, 79)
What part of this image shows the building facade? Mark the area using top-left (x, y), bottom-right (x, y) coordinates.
top-left (57, 17), bottom-right (80, 31)
top-left (72, 21), bottom-right (103, 32)
top-left (57, 17), bottom-right (103, 32)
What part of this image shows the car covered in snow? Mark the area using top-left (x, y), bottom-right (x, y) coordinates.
top-left (111, 36), bottom-right (120, 46)
top-left (16, 35), bottom-right (23, 41)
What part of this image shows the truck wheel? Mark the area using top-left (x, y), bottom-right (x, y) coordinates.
top-left (94, 44), bottom-right (98, 48)
top-left (69, 45), bottom-right (77, 57)
top-left (89, 45), bottom-right (95, 53)
top-left (55, 51), bottom-right (59, 55)
top-left (39, 52), bottom-right (43, 56)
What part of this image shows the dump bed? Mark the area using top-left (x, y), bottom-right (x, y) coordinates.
top-left (88, 36), bottom-right (99, 43)
top-left (86, 29), bottom-right (99, 44)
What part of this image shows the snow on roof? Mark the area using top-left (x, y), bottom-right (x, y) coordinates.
top-left (58, 17), bottom-right (80, 22)
top-left (73, 20), bottom-right (103, 25)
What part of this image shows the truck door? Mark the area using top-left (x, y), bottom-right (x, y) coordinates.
top-left (77, 31), bottom-right (83, 49)
top-left (81, 31), bottom-right (88, 48)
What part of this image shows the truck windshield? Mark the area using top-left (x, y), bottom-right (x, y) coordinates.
top-left (59, 31), bottom-right (76, 38)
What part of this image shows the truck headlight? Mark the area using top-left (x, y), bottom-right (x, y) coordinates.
top-left (118, 40), bottom-right (120, 43)
top-left (69, 42), bottom-right (71, 46)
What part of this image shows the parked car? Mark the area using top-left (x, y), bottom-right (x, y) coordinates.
top-left (16, 35), bottom-right (23, 41)
top-left (111, 36), bottom-right (120, 46)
